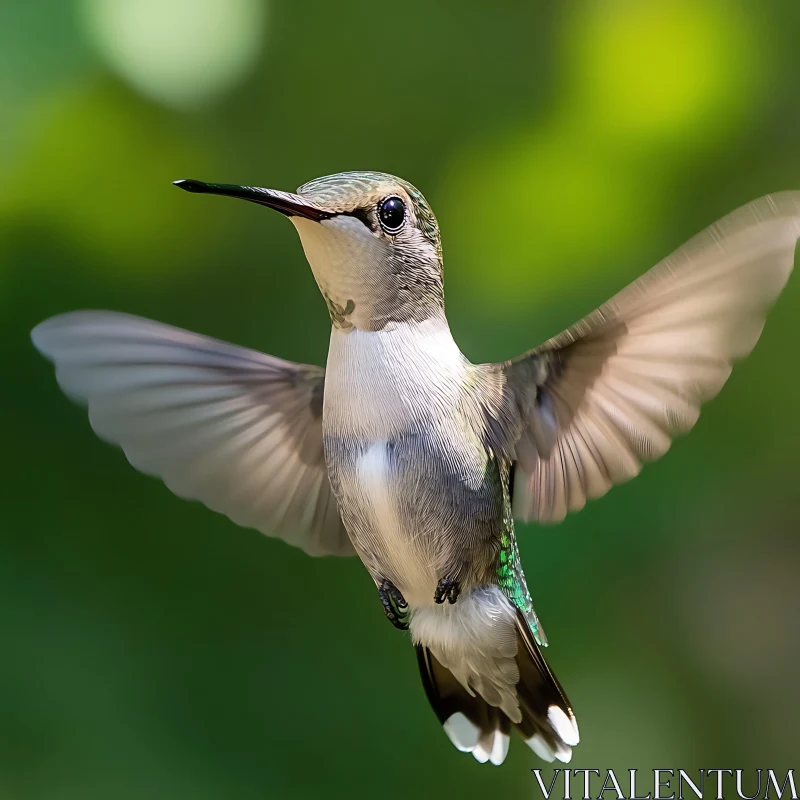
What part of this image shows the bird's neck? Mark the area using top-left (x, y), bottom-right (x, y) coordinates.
top-left (317, 270), bottom-right (445, 333)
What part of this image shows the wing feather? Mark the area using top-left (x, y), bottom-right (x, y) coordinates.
top-left (32, 311), bottom-right (352, 556)
top-left (506, 192), bottom-right (800, 523)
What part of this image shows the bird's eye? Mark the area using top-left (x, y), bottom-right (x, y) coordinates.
top-left (378, 195), bottom-right (406, 234)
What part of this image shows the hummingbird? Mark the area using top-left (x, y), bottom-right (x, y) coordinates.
top-left (32, 173), bottom-right (798, 766)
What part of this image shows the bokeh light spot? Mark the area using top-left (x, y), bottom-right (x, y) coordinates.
top-left (563, 0), bottom-right (764, 144)
top-left (80, 0), bottom-right (267, 109)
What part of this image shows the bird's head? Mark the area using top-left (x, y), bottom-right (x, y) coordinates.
top-left (175, 171), bottom-right (443, 331)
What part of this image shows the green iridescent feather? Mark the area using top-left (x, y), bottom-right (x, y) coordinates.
top-left (493, 457), bottom-right (547, 647)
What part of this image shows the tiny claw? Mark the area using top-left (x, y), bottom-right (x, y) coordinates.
top-left (378, 579), bottom-right (410, 631)
top-left (434, 577), bottom-right (461, 605)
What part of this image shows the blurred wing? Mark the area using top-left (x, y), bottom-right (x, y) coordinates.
top-left (32, 311), bottom-right (353, 557)
top-left (505, 192), bottom-right (800, 524)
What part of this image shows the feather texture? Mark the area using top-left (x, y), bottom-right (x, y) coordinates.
top-left (415, 592), bottom-right (577, 765)
top-left (506, 192), bottom-right (800, 523)
top-left (32, 311), bottom-right (352, 556)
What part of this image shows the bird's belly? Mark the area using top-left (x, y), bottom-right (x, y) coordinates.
top-left (332, 440), bottom-right (438, 607)
top-left (325, 431), bottom-right (502, 609)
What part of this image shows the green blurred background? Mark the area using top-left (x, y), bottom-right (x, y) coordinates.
top-left (2, 0), bottom-right (800, 797)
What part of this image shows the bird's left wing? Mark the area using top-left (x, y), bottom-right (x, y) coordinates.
top-left (502, 193), bottom-right (800, 524)
top-left (32, 311), bottom-right (354, 556)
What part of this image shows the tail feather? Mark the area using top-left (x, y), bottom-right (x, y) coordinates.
top-left (417, 646), bottom-right (512, 765)
top-left (417, 608), bottom-right (578, 766)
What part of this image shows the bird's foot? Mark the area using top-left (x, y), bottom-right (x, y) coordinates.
top-left (378, 579), bottom-right (409, 630)
top-left (434, 576), bottom-right (461, 605)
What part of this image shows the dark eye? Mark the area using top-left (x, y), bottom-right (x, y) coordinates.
top-left (378, 195), bottom-right (406, 233)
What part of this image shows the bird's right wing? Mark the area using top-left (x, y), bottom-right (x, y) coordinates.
top-left (32, 311), bottom-right (354, 557)
top-left (502, 193), bottom-right (800, 524)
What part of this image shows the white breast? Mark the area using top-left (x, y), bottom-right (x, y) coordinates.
top-left (323, 317), bottom-right (467, 438)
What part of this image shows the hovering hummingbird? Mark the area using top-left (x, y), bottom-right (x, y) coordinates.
top-left (32, 173), bottom-right (798, 766)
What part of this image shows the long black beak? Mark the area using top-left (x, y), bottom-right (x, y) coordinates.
top-left (173, 179), bottom-right (331, 221)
